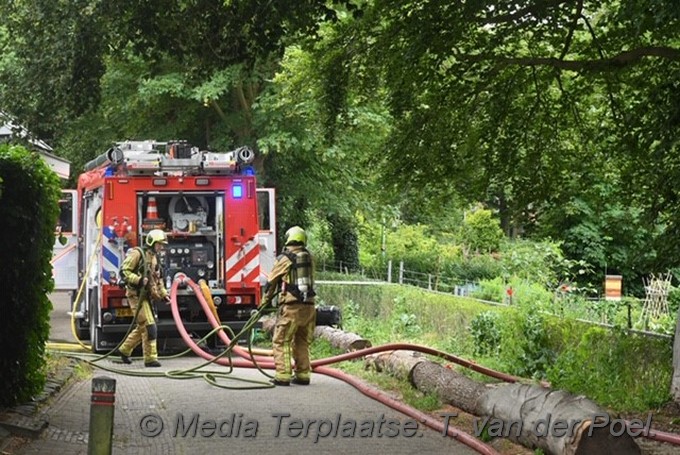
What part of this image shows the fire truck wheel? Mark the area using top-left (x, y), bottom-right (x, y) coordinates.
top-left (76, 320), bottom-right (89, 341)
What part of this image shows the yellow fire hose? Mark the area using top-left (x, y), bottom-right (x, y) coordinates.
top-left (68, 231), bottom-right (104, 350)
top-left (48, 231), bottom-right (273, 387)
top-left (198, 278), bottom-right (273, 356)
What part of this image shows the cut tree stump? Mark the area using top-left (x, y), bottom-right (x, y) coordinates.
top-left (261, 315), bottom-right (276, 334)
top-left (366, 350), bottom-right (641, 455)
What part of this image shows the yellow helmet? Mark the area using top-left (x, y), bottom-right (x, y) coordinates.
top-left (285, 226), bottom-right (306, 246)
top-left (145, 229), bottom-right (168, 247)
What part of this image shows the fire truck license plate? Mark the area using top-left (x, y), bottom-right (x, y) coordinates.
top-left (116, 308), bottom-right (133, 318)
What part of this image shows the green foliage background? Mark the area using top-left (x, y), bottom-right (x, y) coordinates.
top-left (0, 144), bottom-right (61, 407)
top-left (318, 283), bottom-right (672, 412)
top-left (1, 1), bottom-right (678, 292)
top-left (0, 0), bottom-right (678, 411)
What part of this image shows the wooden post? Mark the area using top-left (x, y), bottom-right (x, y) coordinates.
top-left (399, 261), bottom-right (404, 284)
top-left (387, 260), bottom-right (392, 283)
top-left (88, 376), bottom-right (116, 455)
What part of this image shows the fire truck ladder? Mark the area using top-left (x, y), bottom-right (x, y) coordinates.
top-left (84, 140), bottom-right (254, 176)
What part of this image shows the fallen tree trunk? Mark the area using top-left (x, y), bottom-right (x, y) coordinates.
top-left (260, 315), bottom-right (276, 334)
top-left (313, 325), bottom-right (372, 351)
top-left (260, 316), bottom-right (371, 351)
top-left (366, 350), bottom-right (640, 455)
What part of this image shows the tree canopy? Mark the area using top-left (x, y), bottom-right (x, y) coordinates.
top-left (1, 0), bottom-right (679, 288)
top-left (316, 0), bottom-right (680, 280)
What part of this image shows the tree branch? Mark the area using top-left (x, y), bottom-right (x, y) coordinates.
top-left (579, 14), bottom-right (622, 127)
top-left (210, 99), bottom-right (228, 123)
top-left (559, 0), bottom-right (583, 60)
top-left (234, 81), bottom-right (252, 123)
top-left (457, 46), bottom-right (680, 71)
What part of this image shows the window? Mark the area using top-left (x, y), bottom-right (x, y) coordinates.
top-left (257, 191), bottom-right (271, 231)
top-left (56, 192), bottom-right (74, 233)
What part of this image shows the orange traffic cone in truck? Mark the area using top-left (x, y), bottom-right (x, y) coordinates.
top-left (142, 196), bottom-right (166, 231)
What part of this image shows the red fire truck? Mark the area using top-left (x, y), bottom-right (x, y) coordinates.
top-left (51, 140), bottom-right (276, 352)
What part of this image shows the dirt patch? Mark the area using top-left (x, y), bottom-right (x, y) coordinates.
top-left (428, 404), bottom-right (533, 455)
top-left (1, 435), bottom-right (31, 454)
top-left (429, 402), bottom-right (680, 455)
top-left (620, 401), bottom-right (680, 434)
top-left (618, 402), bottom-right (680, 455)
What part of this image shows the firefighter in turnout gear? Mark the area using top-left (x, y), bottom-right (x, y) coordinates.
top-left (117, 229), bottom-right (170, 367)
top-left (263, 226), bottom-right (317, 386)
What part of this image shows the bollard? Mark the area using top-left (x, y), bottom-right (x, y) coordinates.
top-left (88, 376), bottom-right (116, 455)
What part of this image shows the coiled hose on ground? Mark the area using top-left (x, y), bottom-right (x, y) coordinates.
top-left (50, 273), bottom-right (680, 452)
top-left (166, 275), bottom-right (680, 451)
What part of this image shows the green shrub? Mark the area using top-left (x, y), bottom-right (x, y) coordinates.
top-left (441, 253), bottom-right (503, 283)
top-left (328, 213), bottom-right (360, 272)
top-left (460, 207), bottom-right (504, 253)
top-left (499, 239), bottom-right (565, 285)
top-left (317, 281), bottom-right (672, 412)
top-left (471, 277), bottom-right (506, 302)
top-left (384, 224), bottom-right (440, 273)
top-left (497, 311), bottom-right (556, 379)
top-left (470, 311), bottom-right (501, 355)
top-left (0, 144), bottom-right (61, 407)
top-left (306, 211), bottom-right (335, 266)
top-left (472, 276), bottom-right (553, 309)
top-left (548, 326), bottom-right (672, 411)
top-left (389, 295), bottom-right (422, 338)
top-left (667, 286), bottom-right (680, 315)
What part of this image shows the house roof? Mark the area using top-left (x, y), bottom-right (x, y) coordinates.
top-left (0, 111), bottom-right (54, 152)
top-left (1, 111), bottom-right (70, 179)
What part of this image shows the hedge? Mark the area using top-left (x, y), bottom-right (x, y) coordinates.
top-left (0, 144), bottom-right (61, 407)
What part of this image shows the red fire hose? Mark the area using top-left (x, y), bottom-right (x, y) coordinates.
top-left (171, 275), bottom-right (680, 449)
top-left (169, 275), bottom-right (500, 454)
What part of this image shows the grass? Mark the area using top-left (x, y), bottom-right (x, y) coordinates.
top-left (43, 351), bottom-right (93, 385)
top-left (310, 338), bottom-right (443, 412)
top-left (316, 282), bottom-right (673, 413)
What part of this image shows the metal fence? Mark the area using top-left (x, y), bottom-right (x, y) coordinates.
top-left (316, 259), bottom-right (673, 339)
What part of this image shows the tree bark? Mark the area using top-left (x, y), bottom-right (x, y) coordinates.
top-left (366, 350), bottom-right (640, 455)
top-left (672, 306), bottom-right (680, 402)
top-left (260, 316), bottom-right (371, 351)
top-left (260, 315), bottom-right (276, 334)
top-left (313, 326), bottom-right (372, 351)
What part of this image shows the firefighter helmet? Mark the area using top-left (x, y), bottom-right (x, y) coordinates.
top-left (285, 226), bottom-right (306, 246)
top-left (145, 229), bottom-right (168, 247)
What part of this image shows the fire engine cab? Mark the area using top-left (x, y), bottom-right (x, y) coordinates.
top-left (52, 140), bottom-right (277, 352)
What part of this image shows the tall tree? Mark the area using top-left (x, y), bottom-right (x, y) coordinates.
top-left (0, 0), bottom-right (355, 144)
top-left (311, 0), bottom-right (679, 277)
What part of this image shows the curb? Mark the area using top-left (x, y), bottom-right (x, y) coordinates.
top-left (0, 412), bottom-right (49, 439)
top-left (0, 357), bottom-right (78, 441)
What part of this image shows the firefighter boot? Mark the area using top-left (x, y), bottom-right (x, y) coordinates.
top-left (116, 350), bottom-right (132, 364)
top-left (118, 329), bottom-right (143, 364)
top-left (292, 376), bottom-right (310, 385)
top-left (144, 326), bottom-right (161, 367)
top-left (144, 345), bottom-right (161, 367)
